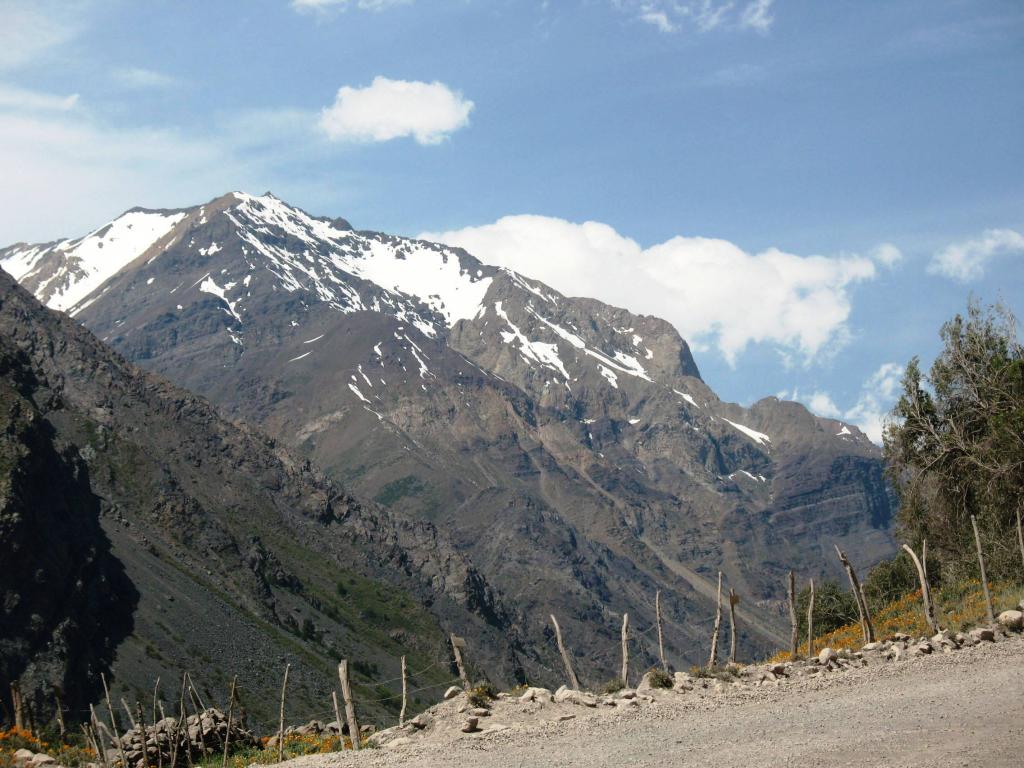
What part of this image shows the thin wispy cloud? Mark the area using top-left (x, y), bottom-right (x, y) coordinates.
top-left (619, 0), bottom-right (775, 34)
top-left (928, 228), bottom-right (1024, 282)
top-left (112, 67), bottom-right (179, 90)
top-left (0, 84), bottom-right (79, 112)
top-left (291, 0), bottom-right (412, 12)
top-left (422, 214), bottom-right (890, 366)
top-left (319, 77), bottom-right (473, 145)
top-left (0, 0), bottom-right (84, 71)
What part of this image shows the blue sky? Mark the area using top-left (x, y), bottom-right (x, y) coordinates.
top-left (1, 0), bottom-right (1022, 440)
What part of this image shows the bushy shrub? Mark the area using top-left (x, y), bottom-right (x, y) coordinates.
top-left (467, 682), bottom-right (497, 708)
top-left (644, 668), bottom-right (673, 689)
top-left (599, 678), bottom-right (624, 694)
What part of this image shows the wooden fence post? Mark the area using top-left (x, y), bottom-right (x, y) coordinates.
top-left (709, 572), bottom-right (723, 668)
top-left (549, 615), bottom-right (580, 690)
top-left (151, 678), bottom-right (161, 726)
top-left (90, 705), bottom-right (110, 768)
top-left (399, 656), bottom-right (408, 727)
top-left (277, 664), bottom-right (290, 764)
top-left (337, 661), bottom-right (360, 752)
top-left (101, 673), bottom-right (130, 768)
top-left (53, 687), bottom-right (66, 740)
top-left (9, 683), bottom-right (22, 731)
top-left (222, 676), bottom-right (237, 768)
top-left (620, 613), bottom-right (630, 687)
top-left (902, 543), bottom-right (937, 633)
top-left (834, 545), bottom-right (875, 643)
top-left (807, 579), bottom-right (816, 659)
top-left (728, 588), bottom-right (738, 665)
top-left (655, 591), bottom-right (668, 673)
top-left (330, 692), bottom-right (342, 740)
top-left (971, 515), bottom-right (995, 624)
top-left (450, 634), bottom-right (470, 691)
top-left (1017, 507), bottom-right (1024, 572)
top-left (787, 570), bottom-right (798, 660)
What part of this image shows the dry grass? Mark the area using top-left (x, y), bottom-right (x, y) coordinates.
top-left (767, 579), bottom-right (1024, 664)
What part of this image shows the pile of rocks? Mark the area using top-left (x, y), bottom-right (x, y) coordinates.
top-left (109, 708), bottom-right (257, 768)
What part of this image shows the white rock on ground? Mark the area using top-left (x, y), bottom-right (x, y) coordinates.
top-left (997, 610), bottom-right (1023, 632)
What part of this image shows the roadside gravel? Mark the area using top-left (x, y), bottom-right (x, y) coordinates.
top-left (290, 634), bottom-right (1024, 768)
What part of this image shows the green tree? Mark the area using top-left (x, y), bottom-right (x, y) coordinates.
top-left (884, 300), bottom-right (1024, 582)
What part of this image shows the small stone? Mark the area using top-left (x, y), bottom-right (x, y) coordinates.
top-left (997, 610), bottom-right (1023, 632)
top-left (409, 713), bottom-right (432, 730)
top-left (461, 717), bottom-right (479, 734)
top-left (616, 689), bottom-right (636, 700)
top-left (862, 642), bottom-right (881, 652)
top-left (557, 713), bottom-right (576, 722)
top-left (818, 647), bottom-right (838, 665)
top-left (969, 627), bottom-right (996, 643)
top-left (553, 688), bottom-right (598, 707)
top-left (29, 756), bottom-right (56, 767)
top-left (443, 686), bottom-right (462, 700)
top-left (468, 708), bottom-right (490, 717)
top-left (13, 750), bottom-right (34, 765)
top-left (615, 697), bottom-right (638, 708)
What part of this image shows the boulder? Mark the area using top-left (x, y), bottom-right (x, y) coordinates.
top-left (518, 686), bottom-right (553, 703)
top-left (461, 717), bottom-right (479, 734)
top-left (553, 688), bottom-right (598, 707)
top-left (443, 686), bottom-right (462, 700)
top-left (29, 758), bottom-right (55, 768)
top-left (818, 647), bottom-right (838, 665)
top-left (13, 750), bottom-right (35, 765)
top-left (997, 610), bottom-right (1023, 632)
top-left (970, 627), bottom-right (996, 643)
top-left (409, 713), bottom-right (432, 730)
top-left (468, 708), bottom-right (490, 717)
top-left (861, 642), bottom-right (881, 652)
top-left (672, 672), bottom-right (694, 691)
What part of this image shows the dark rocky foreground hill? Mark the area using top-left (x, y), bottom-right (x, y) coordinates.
top-left (0, 269), bottom-right (533, 729)
top-left (2, 191), bottom-right (896, 687)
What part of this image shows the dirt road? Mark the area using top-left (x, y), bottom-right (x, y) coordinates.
top-left (293, 635), bottom-right (1023, 768)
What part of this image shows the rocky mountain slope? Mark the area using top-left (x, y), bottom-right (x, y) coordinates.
top-left (2, 192), bottom-right (896, 678)
top-left (0, 269), bottom-right (532, 729)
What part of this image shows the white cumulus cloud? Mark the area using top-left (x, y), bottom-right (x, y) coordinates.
top-left (928, 228), bottom-right (1024, 282)
top-left (421, 215), bottom-right (886, 366)
top-left (319, 76), bottom-right (473, 145)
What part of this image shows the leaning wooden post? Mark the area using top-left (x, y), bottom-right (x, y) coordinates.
top-left (337, 661), bottom-right (360, 752)
top-left (901, 543), bottom-right (937, 633)
top-left (277, 664), bottom-right (290, 764)
top-left (727, 588), bottom-right (739, 664)
top-left (787, 570), bottom-right (798, 660)
top-left (655, 591), bottom-right (668, 672)
top-left (971, 515), bottom-right (995, 624)
top-left (708, 572), bottom-right (723, 667)
top-left (806, 579), bottom-right (816, 658)
top-left (222, 676), bottom-right (237, 768)
top-left (399, 656), bottom-right (408, 727)
top-left (101, 673), bottom-right (130, 768)
top-left (620, 613), bottom-right (630, 687)
top-left (834, 545), bottom-right (875, 643)
top-left (549, 615), bottom-right (580, 690)
top-left (450, 634), bottom-right (470, 691)
top-left (330, 691), bottom-right (342, 740)
top-left (151, 678), bottom-right (161, 726)
top-left (53, 687), bottom-right (67, 740)
top-left (90, 705), bottom-right (111, 768)
top-left (1016, 507), bottom-right (1024, 572)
